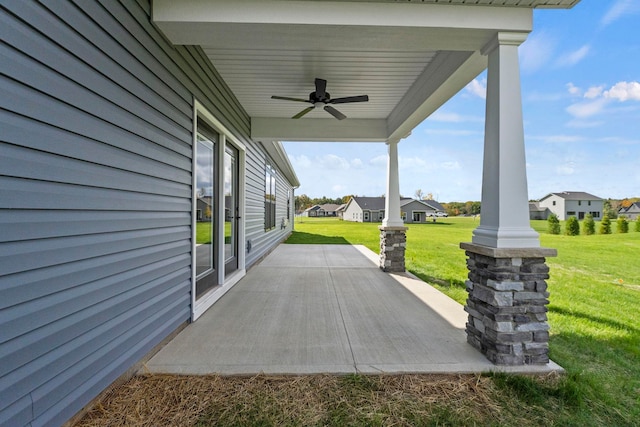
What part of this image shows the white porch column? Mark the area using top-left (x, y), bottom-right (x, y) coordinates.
top-left (379, 138), bottom-right (407, 272)
top-left (472, 32), bottom-right (540, 248)
top-left (382, 138), bottom-right (403, 227)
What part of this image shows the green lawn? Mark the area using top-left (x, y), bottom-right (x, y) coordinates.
top-left (287, 216), bottom-right (640, 426)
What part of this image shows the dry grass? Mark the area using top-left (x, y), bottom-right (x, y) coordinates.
top-left (75, 373), bottom-right (505, 427)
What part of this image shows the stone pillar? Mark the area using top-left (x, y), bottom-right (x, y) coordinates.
top-left (379, 226), bottom-right (407, 272)
top-left (461, 243), bottom-right (557, 365)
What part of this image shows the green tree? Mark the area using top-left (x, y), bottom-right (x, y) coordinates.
top-left (617, 217), bottom-right (629, 233)
top-left (603, 199), bottom-right (618, 219)
top-left (583, 213), bottom-right (595, 235)
top-left (547, 213), bottom-right (561, 235)
top-left (599, 215), bottom-right (612, 234)
top-left (565, 216), bottom-right (580, 236)
top-left (636, 219), bottom-right (640, 232)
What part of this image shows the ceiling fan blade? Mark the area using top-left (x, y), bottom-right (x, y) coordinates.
top-left (324, 105), bottom-right (346, 120)
top-left (330, 95), bottom-right (369, 104)
top-left (315, 78), bottom-right (327, 99)
top-left (272, 95), bottom-right (310, 103)
top-left (292, 106), bottom-right (315, 119)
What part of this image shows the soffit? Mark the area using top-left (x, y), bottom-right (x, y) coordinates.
top-left (153, 0), bottom-right (579, 142)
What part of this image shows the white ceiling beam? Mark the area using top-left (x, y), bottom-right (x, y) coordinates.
top-left (251, 118), bottom-right (388, 142)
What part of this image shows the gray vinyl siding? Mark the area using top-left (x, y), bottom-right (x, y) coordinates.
top-left (0, 1), bottom-right (293, 426)
top-left (244, 149), bottom-right (295, 268)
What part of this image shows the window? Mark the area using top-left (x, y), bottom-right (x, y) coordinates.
top-left (567, 211), bottom-right (576, 216)
top-left (552, 201), bottom-right (556, 206)
top-left (401, 212), bottom-right (407, 221)
top-left (413, 212), bottom-right (421, 222)
top-left (265, 161), bottom-right (276, 230)
top-left (287, 190), bottom-right (291, 220)
top-left (578, 201), bottom-right (582, 206)
top-left (588, 201), bottom-right (591, 206)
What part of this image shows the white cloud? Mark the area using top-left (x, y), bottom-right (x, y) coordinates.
top-left (429, 112), bottom-right (483, 123)
top-left (565, 81), bottom-right (640, 119)
top-left (603, 81), bottom-right (640, 101)
top-left (399, 156), bottom-right (427, 168)
top-left (556, 165), bottom-right (575, 176)
top-left (465, 78), bottom-right (486, 99)
top-left (584, 85), bottom-right (605, 99)
top-left (601, 0), bottom-right (640, 27)
top-left (332, 184), bottom-right (346, 193)
top-left (441, 161), bottom-right (461, 171)
top-left (369, 155), bottom-right (387, 167)
top-left (531, 134), bottom-right (585, 143)
top-left (566, 98), bottom-right (608, 119)
top-left (519, 31), bottom-right (556, 73)
top-left (566, 119), bottom-right (605, 129)
top-left (424, 129), bottom-right (482, 137)
top-left (351, 158), bottom-right (363, 169)
top-left (319, 154), bottom-right (350, 170)
top-left (566, 83), bottom-right (582, 97)
top-left (289, 154), bottom-right (312, 168)
top-left (555, 45), bottom-right (590, 68)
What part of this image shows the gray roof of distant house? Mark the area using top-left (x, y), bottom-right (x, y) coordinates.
top-left (540, 191), bottom-right (602, 201)
top-left (351, 196), bottom-right (387, 211)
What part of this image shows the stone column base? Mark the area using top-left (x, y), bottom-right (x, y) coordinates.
top-left (460, 243), bottom-right (557, 365)
top-left (379, 226), bottom-right (408, 272)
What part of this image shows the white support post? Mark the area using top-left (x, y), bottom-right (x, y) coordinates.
top-left (472, 32), bottom-right (540, 249)
top-left (382, 138), bottom-right (404, 227)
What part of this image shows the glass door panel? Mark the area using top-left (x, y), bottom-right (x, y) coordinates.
top-left (224, 144), bottom-right (239, 274)
top-left (195, 127), bottom-right (217, 298)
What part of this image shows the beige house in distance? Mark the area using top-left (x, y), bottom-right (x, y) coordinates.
top-left (538, 191), bottom-right (603, 220)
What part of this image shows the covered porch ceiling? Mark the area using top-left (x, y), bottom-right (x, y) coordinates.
top-left (153, 0), bottom-right (579, 143)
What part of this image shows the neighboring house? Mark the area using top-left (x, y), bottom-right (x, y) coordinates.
top-left (529, 201), bottom-right (550, 220)
top-left (344, 197), bottom-right (446, 223)
top-left (196, 196), bottom-right (213, 221)
top-left (336, 203), bottom-right (347, 218)
top-left (343, 197), bottom-right (388, 222)
top-left (538, 192), bottom-right (603, 220)
top-left (302, 205), bottom-right (321, 217)
top-left (618, 202), bottom-right (640, 220)
top-left (401, 199), bottom-right (446, 223)
top-left (302, 203), bottom-right (341, 217)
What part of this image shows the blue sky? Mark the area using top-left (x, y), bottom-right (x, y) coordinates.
top-left (283, 0), bottom-right (640, 202)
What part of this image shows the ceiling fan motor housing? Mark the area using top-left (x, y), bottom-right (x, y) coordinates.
top-left (310, 91), bottom-right (330, 103)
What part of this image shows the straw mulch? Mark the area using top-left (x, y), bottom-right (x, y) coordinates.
top-left (74, 373), bottom-right (503, 426)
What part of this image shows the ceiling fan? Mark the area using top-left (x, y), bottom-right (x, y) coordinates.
top-left (271, 78), bottom-right (369, 120)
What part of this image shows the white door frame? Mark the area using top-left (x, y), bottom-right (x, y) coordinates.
top-left (191, 99), bottom-right (246, 321)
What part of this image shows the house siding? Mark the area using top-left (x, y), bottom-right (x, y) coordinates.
top-left (539, 194), bottom-right (603, 221)
top-left (0, 1), bottom-right (293, 426)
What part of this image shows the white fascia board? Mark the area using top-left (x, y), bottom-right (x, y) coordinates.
top-left (261, 140), bottom-right (301, 188)
top-left (153, 0), bottom-right (532, 31)
top-left (153, 1), bottom-right (532, 49)
top-left (387, 51), bottom-right (488, 143)
top-left (252, 118), bottom-right (388, 142)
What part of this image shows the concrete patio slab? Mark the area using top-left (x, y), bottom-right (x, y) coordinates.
top-left (146, 244), bottom-right (562, 375)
